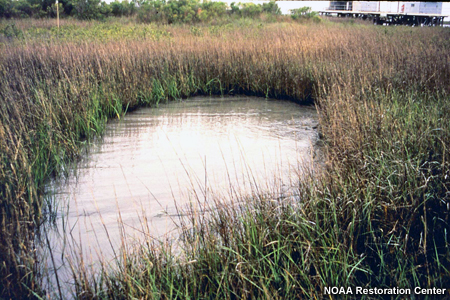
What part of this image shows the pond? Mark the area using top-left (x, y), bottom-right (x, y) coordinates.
top-left (42, 96), bottom-right (318, 294)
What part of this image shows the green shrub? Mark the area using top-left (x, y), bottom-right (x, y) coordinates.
top-left (138, 0), bottom-right (203, 24)
top-left (164, 0), bottom-right (200, 24)
top-left (291, 6), bottom-right (321, 22)
top-left (199, 1), bottom-right (226, 22)
top-left (72, 0), bottom-right (101, 19)
top-left (240, 2), bottom-right (262, 18)
top-left (111, 1), bottom-right (126, 17)
top-left (137, 0), bottom-right (166, 23)
top-left (230, 1), bottom-right (239, 14)
top-left (0, 0), bottom-right (43, 18)
top-left (262, 0), bottom-right (280, 15)
top-left (1, 23), bottom-right (23, 38)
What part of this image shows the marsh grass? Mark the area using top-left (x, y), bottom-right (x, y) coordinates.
top-left (0, 19), bottom-right (449, 298)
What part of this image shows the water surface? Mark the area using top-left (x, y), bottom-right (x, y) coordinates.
top-left (44, 96), bottom-right (318, 287)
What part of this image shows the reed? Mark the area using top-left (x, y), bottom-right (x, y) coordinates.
top-left (0, 18), bottom-right (449, 299)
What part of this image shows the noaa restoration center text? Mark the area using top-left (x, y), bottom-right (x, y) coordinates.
top-left (324, 286), bottom-right (447, 296)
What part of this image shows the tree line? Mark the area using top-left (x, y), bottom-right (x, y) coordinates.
top-left (0, 0), bottom-right (285, 22)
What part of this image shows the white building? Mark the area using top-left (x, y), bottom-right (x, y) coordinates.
top-left (324, 1), bottom-right (448, 25)
top-left (341, 2), bottom-right (443, 14)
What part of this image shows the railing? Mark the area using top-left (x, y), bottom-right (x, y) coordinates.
top-left (327, 2), bottom-right (353, 11)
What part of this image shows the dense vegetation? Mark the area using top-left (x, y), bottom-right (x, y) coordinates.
top-left (0, 17), bottom-right (449, 299)
top-left (0, 0), bottom-right (286, 21)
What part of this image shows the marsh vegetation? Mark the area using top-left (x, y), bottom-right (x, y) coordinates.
top-left (0, 17), bottom-right (449, 299)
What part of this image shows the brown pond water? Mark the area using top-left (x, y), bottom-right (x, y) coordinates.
top-left (42, 96), bottom-right (318, 295)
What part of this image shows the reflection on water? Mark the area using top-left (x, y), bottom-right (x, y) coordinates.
top-left (42, 96), bottom-right (318, 294)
